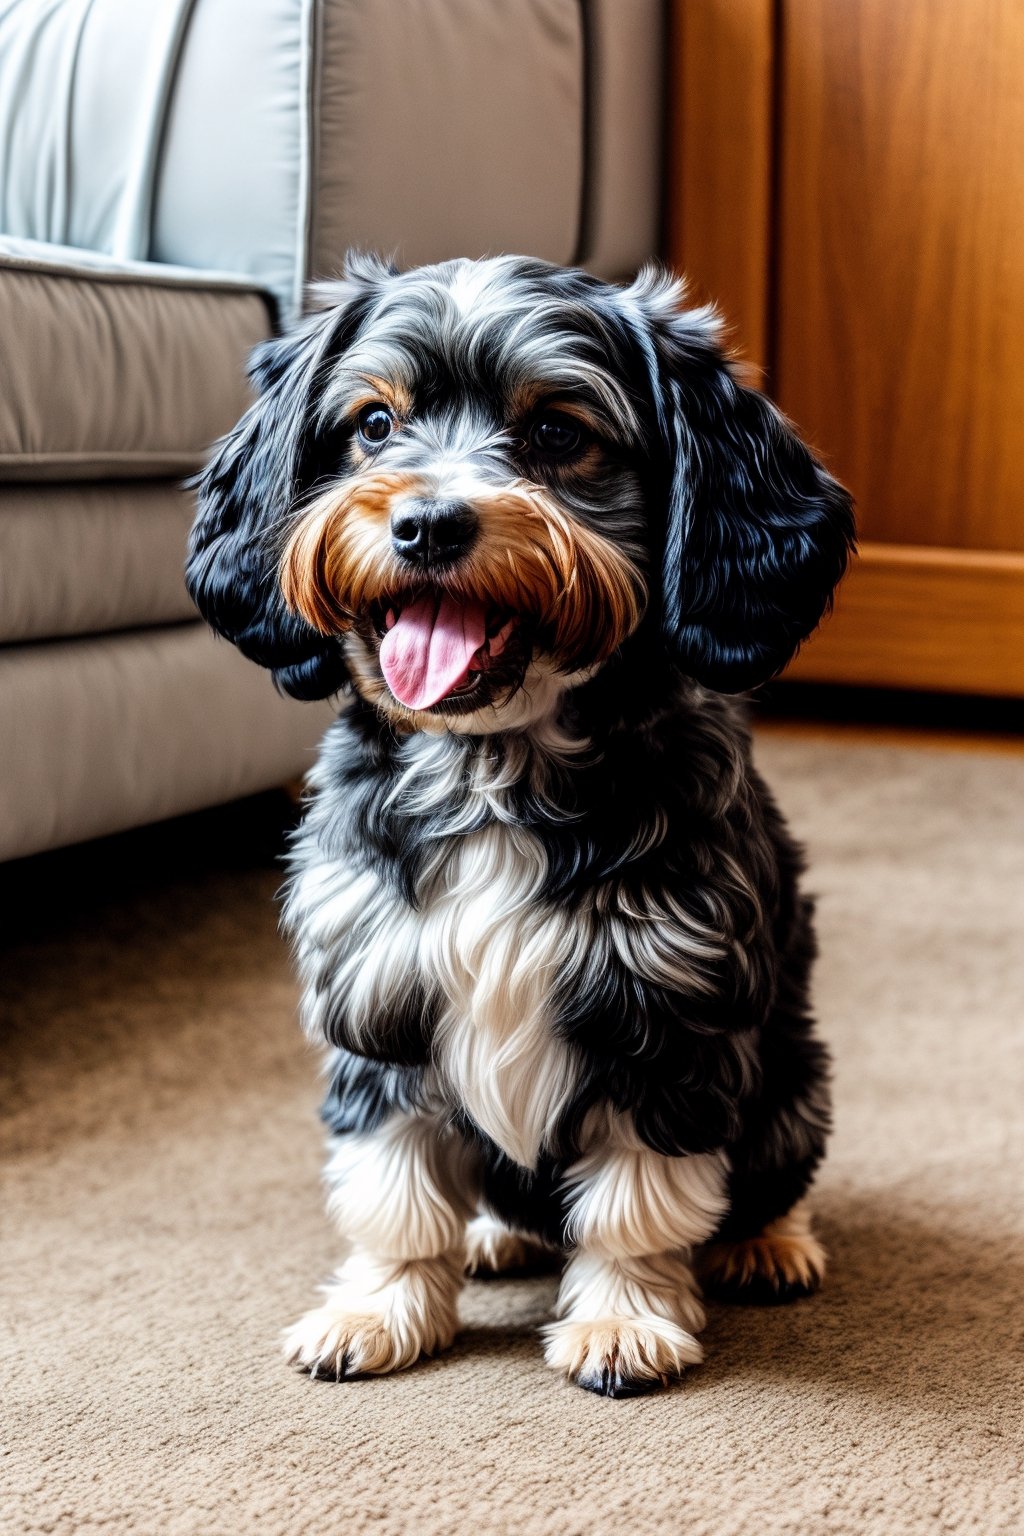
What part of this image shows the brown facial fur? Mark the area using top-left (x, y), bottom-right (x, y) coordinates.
top-left (280, 471), bottom-right (421, 633)
top-left (280, 474), bottom-right (646, 675)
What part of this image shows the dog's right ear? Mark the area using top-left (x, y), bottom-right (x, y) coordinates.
top-left (620, 267), bottom-right (855, 694)
top-left (186, 254), bottom-right (391, 700)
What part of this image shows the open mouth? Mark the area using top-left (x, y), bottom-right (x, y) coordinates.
top-left (370, 591), bottom-right (523, 712)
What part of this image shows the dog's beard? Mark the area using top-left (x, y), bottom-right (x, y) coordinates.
top-left (279, 471), bottom-right (645, 725)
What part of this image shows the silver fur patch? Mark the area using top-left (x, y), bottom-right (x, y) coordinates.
top-left (286, 708), bottom-right (762, 1171)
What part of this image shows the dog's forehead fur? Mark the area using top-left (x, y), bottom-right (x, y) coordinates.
top-left (320, 256), bottom-right (649, 441)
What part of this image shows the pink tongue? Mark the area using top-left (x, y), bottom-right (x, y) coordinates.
top-left (379, 593), bottom-right (487, 709)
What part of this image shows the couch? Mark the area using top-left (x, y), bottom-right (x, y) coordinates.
top-left (0, 0), bottom-right (665, 861)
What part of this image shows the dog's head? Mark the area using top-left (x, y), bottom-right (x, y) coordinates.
top-left (187, 254), bottom-right (854, 729)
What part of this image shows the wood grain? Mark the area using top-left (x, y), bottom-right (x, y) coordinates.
top-left (754, 717), bottom-right (1024, 757)
top-left (665, 0), bottom-right (775, 371)
top-left (775, 0), bottom-right (1024, 553)
top-left (786, 543), bottom-right (1024, 695)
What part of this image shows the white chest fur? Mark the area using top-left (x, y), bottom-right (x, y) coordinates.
top-left (424, 819), bottom-right (580, 1168)
top-left (289, 797), bottom-right (580, 1171)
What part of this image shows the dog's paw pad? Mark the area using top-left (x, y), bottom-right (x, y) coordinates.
top-left (283, 1306), bottom-right (417, 1378)
top-left (542, 1318), bottom-right (702, 1398)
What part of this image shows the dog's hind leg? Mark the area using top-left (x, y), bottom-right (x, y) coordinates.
top-left (696, 1057), bottom-right (830, 1307)
top-left (284, 1109), bottom-right (477, 1378)
top-left (700, 889), bottom-right (831, 1307)
top-left (698, 1196), bottom-right (826, 1303)
top-left (464, 1211), bottom-right (562, 1278)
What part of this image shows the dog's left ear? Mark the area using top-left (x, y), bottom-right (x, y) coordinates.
top-left (186, 253), bottom-right (392, 699)
top-left (622, 269), bottom-right (856, 693)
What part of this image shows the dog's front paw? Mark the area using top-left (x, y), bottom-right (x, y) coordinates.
top-left (284, 1304), bottom-right (421, 1378)
top-left (284, 1254), bottom-right (461, 1379)
top-left (541, 1317), bottom-right (703, 1398)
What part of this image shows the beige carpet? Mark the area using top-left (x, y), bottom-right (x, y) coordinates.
top-left (2, 731), bottom-right (1022, 1536)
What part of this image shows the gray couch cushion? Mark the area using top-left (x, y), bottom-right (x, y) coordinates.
top-left (309, 0), bottom-right (583, 278)
top-left (0, 481), bottom-right (198, 642)
top-left (0, 0), bottom-right (664, 321)
top-left (0, 624), bottom-right (332, 860)
top-left (0, 238), bottom-right (270, 480)
top-left (0, 0), bottom-right (187, 256)
top-left (581, 0), bottom-right (666, 277)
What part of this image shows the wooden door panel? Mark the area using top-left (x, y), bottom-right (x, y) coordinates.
top-left (787, 543), bottom-right (1024, 694)
top-left (668, 0), bottom-right (1024, 694)
top-left (666, 0), bottom-right (775, 372)
top-left (775, 0), bottom-right (1024, 553)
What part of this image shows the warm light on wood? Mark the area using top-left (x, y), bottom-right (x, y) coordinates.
top-left (787, 544), bottom-right (1024, 695)
top-left (776, 1), bottom-right (1024, 556)
top-left (667, 0), bottom-right (1024, 695)
top-left (666, 0), bottom-right (775, 373)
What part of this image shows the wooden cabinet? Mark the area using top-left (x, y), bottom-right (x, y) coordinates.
top-left (668, 0), bottom-right (1024, 695)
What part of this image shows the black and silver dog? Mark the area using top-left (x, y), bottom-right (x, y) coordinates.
top-left (187, 254), bottom-right (855, 1397)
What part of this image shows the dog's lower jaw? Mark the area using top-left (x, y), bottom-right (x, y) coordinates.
top-left (344, 628), bottom-right (597, 736)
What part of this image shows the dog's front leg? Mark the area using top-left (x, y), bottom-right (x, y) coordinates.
top-left (284, 1109), bottom-right (477, 1378)
top-left (543, 1120), bottom-right (730, 1397)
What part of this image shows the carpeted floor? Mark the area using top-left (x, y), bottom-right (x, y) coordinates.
top-left (2, 731), bottom-right (1022, 1536)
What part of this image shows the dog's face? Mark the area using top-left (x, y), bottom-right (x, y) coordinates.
top-left (187, 255), bottom-right (854, 727)
top-left (276, 259), bottom-right (652, 733)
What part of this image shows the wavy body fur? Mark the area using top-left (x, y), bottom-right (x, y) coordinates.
top-left (286, 669), bottom-right (829, 1247)
top-left (187, 254), bottom-right (854, 1394)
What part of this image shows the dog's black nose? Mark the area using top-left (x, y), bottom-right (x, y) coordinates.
top-left (390, 500), bottom-right (477, 567)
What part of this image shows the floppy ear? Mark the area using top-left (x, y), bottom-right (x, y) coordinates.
top-left (185, 255), bottom-right (390, 700)
top-left (625, 269), bottom-right (856, 693)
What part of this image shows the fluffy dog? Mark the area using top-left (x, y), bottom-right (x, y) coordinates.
top-left (186, 254), bottom-right (855, 1397)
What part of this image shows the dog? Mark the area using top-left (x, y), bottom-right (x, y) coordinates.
top-left (186, 253), bottom-right (855, 1397)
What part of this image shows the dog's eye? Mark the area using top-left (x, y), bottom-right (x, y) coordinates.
top-left (357, 404), bottom-right (395, 447)
top-left (529, 412), bottom-right (584, 458)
